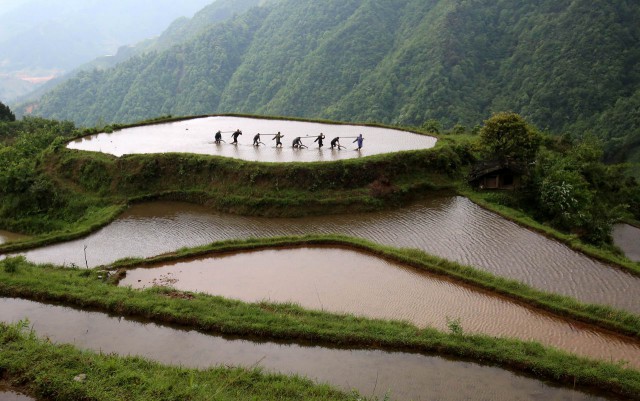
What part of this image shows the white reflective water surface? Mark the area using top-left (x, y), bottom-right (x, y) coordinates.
top-left (67, 116), bottom-right (437, 162)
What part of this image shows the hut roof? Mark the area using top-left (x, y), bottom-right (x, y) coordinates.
top-left (468, 159), bottom-right (524, 182)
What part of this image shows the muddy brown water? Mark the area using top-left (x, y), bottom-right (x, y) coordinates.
top-left (19, 197), bottom-right (640, 314)
top-left (0, 385), bottom-right (34, 401)
top-left (0, 230), bottom-right (26, 245)
top-left (613, 224), bottom-right (640, 262)
top-left (0, 298), bottom-right (618, 401)
top-left (119, 246), bottom-right (640, 368)
top-left (66, 116), bottom-right (437, 162)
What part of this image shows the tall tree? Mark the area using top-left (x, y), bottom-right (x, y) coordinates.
top-left (478, 112), bottom-right (541, 165)
top-left (0, 101), bottom-right (16, 122)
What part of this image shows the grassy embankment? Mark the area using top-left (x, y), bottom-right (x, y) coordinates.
top-left (5, 114), bottom-right (636, 278)
top-left (0, 322), bottom-right (363, 401)
top-left (459, 188), bottom-right (640, 276)
top-left (1, 254), bottom-right (640, 400)
top-left (0, 115), bottom-right (466, 254)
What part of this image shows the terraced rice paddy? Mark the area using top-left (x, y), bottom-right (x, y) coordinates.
top-left (0, 298), bottom-right (617, 401)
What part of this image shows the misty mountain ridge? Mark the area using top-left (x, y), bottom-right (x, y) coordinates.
top-left (0, 0), bottom-right (216, 101)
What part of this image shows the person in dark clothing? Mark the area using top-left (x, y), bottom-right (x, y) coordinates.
top-left (314, 132), bottom-right (325, 148)
top-left (292, 137), bottom-right (305, 148)
top-left (353, 133), bottom-right (364, 150)
top-left (273, 132), bottom-right (284, 147)
top-left (330, 137), bottom-right (341, 149)
top-left (231, 129), bottom-right (242, 144)
top-left (253, 133), bottom-right (261, 146)
top-left (214, 130), bottom-right (222, 144)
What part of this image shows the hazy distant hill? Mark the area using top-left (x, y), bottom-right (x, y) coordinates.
top-left (11, 0), bottom-right (262, 106)
top-left (27, 0), bottom-right (640, 164)
top-left (0, 0), bottom-right (215, 101)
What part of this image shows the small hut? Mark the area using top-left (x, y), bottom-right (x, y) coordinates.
top-left (468, 160), bottom-right (523, 190)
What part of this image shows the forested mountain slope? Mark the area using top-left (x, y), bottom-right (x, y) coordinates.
top-left (27, 0), bottom-right (640, 162)
top-left (11, 0), bottom-right (263, 107)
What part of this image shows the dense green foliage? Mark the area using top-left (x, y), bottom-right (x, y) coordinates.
top-left (478, 112), bottom-right (541, 165)
top-left (1, 254), bottom-right (640, 400)
top-left (0, 100), bottom-right (15, 122)
top-left (26, 0), bottom-right (640, 169)
top-left (473, 113), bottom-right (640, 245)
top-left (0, 118), bottom-right (113, 234)
top-left (0, 115), bottom-right (467, 237)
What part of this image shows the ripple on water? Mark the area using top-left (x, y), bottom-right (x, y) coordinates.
top-left (0, 298), bottom-right (616, 401)
top-left (19, 197), bottom-right (640, 314)
top-left (117, 247), bottom-right (640, 368)
top-left (613, 224), bottom-right (640, 262)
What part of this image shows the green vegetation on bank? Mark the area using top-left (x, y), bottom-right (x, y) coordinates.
top-left (461, 189), bottom-right (640, 276)
top-left (2, 111), bottom-right (640, 400)
top-left (25, 0), bottom-right (640, 172)
top-left (465, 112), bottom-right (640, 248)
top-left (0, 113), bottom-right (466, 250)
top-left (1, 254), bottom-right (640, 400)
top-left (104, 235), bottom-right (640, 337)
top-left (2, 112), bottom-right (639, 275)
top-left (0, 322), bottom-right (363, 401)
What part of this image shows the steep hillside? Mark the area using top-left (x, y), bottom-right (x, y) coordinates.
top-left (28, 0), bottom-right (640, 163)
top-left (0, 0), bottom-right (216, 102)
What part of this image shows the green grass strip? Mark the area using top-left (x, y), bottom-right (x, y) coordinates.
top-left (1, 252), bottom-right (640, 399)
top-left (459, 188), bottom-right (640, 277)
top-left (104, 234), bottom-right (640, 339)
top-left (0, 204), bottom-right (125, 254)
top-left (0, 322), bottom-right (364, 401)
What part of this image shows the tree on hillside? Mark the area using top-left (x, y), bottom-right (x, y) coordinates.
top-left (479, 112), bottom-right (541, 165)
top-left (0, 101), bottom-right (15, 122)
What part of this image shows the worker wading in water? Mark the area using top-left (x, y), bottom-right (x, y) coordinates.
top-left (292, 137), bottom-right (305, 148)
top-left (314, 132), bottom-right (325, 148)
top-left (353, 133), bottom-right (364, 150)
top-left (231, 129), bottom-right (242, 144)
top-left (273, 132), bottom-right (284, 147)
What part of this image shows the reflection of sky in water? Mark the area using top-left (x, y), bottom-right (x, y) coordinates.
top-left (67, 116), bottom-right (436, 162)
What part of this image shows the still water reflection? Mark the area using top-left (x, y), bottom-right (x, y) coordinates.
top-left (0, 298), bottom-right (616, 401)
top-left (120, 247), bottom-right (640, 368)
top-left (613, 224), bottom-right (640, 262)
top-left (0, 385), bottom-right (34, 401)
top-left (67, 116), bottom-right (437, 162)
top-left (20, 197), bottom-right (640, 314)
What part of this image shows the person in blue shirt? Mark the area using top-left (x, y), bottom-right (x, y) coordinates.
top-left (353, 133), bottom-right (364, 150)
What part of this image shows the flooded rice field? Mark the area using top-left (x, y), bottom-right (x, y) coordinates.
top-left (0, 230), bottom-right (26, 244)
top-left (0, 385), bottom-right (34, 401)
top-left (66, 116), bottom-right (437, 162)
top-left (613, 224), bottom-right (640, 262)
top-left (20, 197), bottom-right (640, 314)
top-left (120, 247), bottom-right (640, 368)
top-left (0, 298), bottom-right (618, 401)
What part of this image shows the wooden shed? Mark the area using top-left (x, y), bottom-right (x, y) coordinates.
top-left (468, 160), bottom-right (523, 190)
